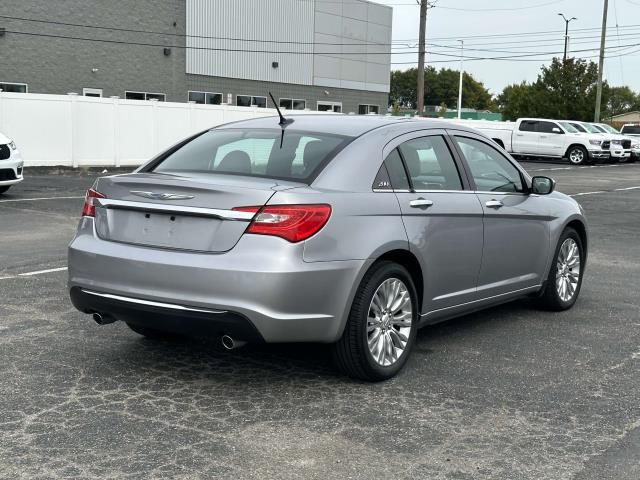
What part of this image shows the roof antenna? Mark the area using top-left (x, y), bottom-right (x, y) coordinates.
top-left (269, 92), bottom-right (293, 148)
top-left (269, 92), bottom-right (293, 127)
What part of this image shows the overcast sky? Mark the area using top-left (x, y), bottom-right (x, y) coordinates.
top-left (376, 0), bottom-right (640, 95)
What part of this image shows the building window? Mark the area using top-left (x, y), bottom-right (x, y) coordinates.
top-left (237, 95), bottom-right (267, 108)
top-left (188, 91), bottom-right (223, 105)
top-left (125, 91), bottom-right (166, 101)
top-left (318, 101), bottom-right (342, 113)
top-left (0, 82), bottom-right (28, 93)
top-left (359, 104), bottom-right (379, 115)
top-left (83, 88), bottom-right (103, 98)
top-left (280, 98), bottom-right (306, 110)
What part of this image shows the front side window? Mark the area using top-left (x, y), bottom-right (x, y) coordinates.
top-left (152, 129), bottom-right (351, 183)
top-left (455, 136), bottom-right (524, 193)
top-left (398, 136), bottom-right (463, 191)
top-left (536, 121), bottom-right (560, 134)
top-left (558, 122), bottom-right (579, 133)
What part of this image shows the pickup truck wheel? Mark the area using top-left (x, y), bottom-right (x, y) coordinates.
top-left (567, 145), bottom-right (590, 165)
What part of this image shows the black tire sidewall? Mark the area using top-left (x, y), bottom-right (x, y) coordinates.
top-left (547, 228), bottom-right (585, 309)
top-left (353, 262), bottom-right (419, 379)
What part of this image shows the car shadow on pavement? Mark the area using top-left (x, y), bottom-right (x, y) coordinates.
top-left (81, 298), bottom-right (540, 384)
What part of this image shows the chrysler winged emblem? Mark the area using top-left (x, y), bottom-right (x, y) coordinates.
top-left (130, 190), bottom-right (195, 201)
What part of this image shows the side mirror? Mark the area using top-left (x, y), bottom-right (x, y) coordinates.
top-left (552, 127), bottom-right (563, 134)
top-left (531, 176), bottom-right (555, 195)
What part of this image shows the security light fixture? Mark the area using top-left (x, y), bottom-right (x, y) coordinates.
top-left (272, 61), bottom-right (279, 68)
top-left (164, 48), bottom-right (172, 56)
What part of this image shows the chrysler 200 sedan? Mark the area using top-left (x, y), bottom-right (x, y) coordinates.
top-left (69, 115), bottom-right (587, 381)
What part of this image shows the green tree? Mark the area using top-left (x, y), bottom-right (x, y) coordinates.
top-left (389, 67), bottom-right (494, 111)
top-left (498, 58), bottom-right (610, 121)
top-left (604, 85), bottom-right (639, 119)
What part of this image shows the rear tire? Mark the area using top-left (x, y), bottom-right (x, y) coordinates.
top-left (332, 261), bottom-right (418, 382)
top-left (536, 227), bottom-right (585, 311)
top-left (126, 322), bottom-right (183, 340)
top-left (0, 186), bottom-right (11, 195)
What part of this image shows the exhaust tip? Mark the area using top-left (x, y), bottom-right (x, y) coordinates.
top-left (221, 335), bottom-right (235, 350)
top-left (221, 335), bottom-right (247, 351)
top-left (92, 312), bottom-right (117, 325)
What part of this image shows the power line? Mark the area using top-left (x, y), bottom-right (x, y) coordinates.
top-left (3, 13), bottom-right (640, 47)
top-left (4, 28), bottom-right (639, 62)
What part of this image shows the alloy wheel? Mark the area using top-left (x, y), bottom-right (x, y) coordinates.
top-left (367, 278), bottom-right (413, 367)
top-left (556, 238), bottom-right (581, 302)
top-left (569, 149), bottom-right (584, 164)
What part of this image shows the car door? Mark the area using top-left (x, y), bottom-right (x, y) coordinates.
top-left (380, 130), bottom-right (484, 314)
top-left (512, 120), bottom-right (540, 154)
top-left (450, 131), bottom-right (551, 298)
top-left (536, 120), bottom-right (566, 156)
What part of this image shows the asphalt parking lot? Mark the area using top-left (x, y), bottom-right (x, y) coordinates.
top-left (1, 161), bottom-right (639, 479)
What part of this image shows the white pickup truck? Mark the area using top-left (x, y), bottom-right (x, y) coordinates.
top-left (447, 118), bottom-right (611, 165)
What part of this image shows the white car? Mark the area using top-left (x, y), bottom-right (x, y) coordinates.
top-left (446, 118), bottom-right (610, 165)
top-left (0, 132), bottom-right (24, 194)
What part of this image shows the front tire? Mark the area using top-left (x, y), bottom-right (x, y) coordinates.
top-left (332, 261), bottom-right (418, 381)
top-left (536, 227), bottom-right (585, 311)
top-left (567, 146), bottom-right (591, 165)
top-left (0, 185), bottom-right (11, 195)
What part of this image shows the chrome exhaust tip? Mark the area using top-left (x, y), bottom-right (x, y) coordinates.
top-left (221, 335), bottom-right (247, 350)
top-left (92, 312), bottom-right (117, 325)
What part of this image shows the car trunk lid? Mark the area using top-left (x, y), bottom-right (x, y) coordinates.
top-left (92, 172), bottom-right (300, 252)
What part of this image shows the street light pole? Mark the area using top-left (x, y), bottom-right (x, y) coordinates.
top-left (558, 13), bottom-right (577, 62)
top-left (457, 40), bottom-right (464, 119)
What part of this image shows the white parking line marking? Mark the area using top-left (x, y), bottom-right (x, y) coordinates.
top-left (18, 267), bottom-right (68, 276)
top-left (528, 163), bottom-right (639, 172)
top-left (571, 191), bottom-right (607, 196)
top-left (570, 186), bottom-right (640, 197)
top-left (0, 196), bottom-right (83, 204)
top-left (0, 267), bottom-right (67, 280)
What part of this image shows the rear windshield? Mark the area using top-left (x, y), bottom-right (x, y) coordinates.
top-left (621, 125), bottom-right (640, 135)
top-left (151, 128), bottom-right (352, 183)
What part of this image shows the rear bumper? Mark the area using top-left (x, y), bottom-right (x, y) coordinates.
top-left (70, 287), bottom-right (266, 342)
top-left (68, 218), bottom-right (366, 343)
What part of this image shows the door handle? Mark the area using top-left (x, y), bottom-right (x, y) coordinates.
top-left (485, 199), bottom-right (503, 209)
top-left (409, 198), bottom-right (434, 208)
top-left (540, 135), bottom-right (548, 138)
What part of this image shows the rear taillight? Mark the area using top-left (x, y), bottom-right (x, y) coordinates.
top-left (81, 188), bottom-right (106, 217)
top-left (233, 204), bottom-right (331, 242)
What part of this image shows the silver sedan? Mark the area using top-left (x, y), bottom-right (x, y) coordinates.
top-left (68, 115), bottom-right (587, 381)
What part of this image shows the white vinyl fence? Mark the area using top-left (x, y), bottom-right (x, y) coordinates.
top-left (0, 92), bottom-right (329, 167)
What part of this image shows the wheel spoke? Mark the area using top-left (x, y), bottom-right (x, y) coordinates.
top-left (366, 277), bottom-right (413, 367)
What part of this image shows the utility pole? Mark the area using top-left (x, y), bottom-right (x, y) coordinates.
top-left (416, 0), bottom-right (427, 116)
top-left (457, 40), bottom-right (464, 119)
top-left (558, 13), bottom-right (577, 62)
top-left (594, 0), bottom-right (609, 122)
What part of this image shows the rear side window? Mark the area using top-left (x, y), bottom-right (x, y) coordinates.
top-left (152, 129), bottom-right (352, 183)
top-left (621, 125), bottom-right (640, 135)
top-left (384, 149), bottom-right (411, 191)
top-left (519, 121), bottom-right (537, 132)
